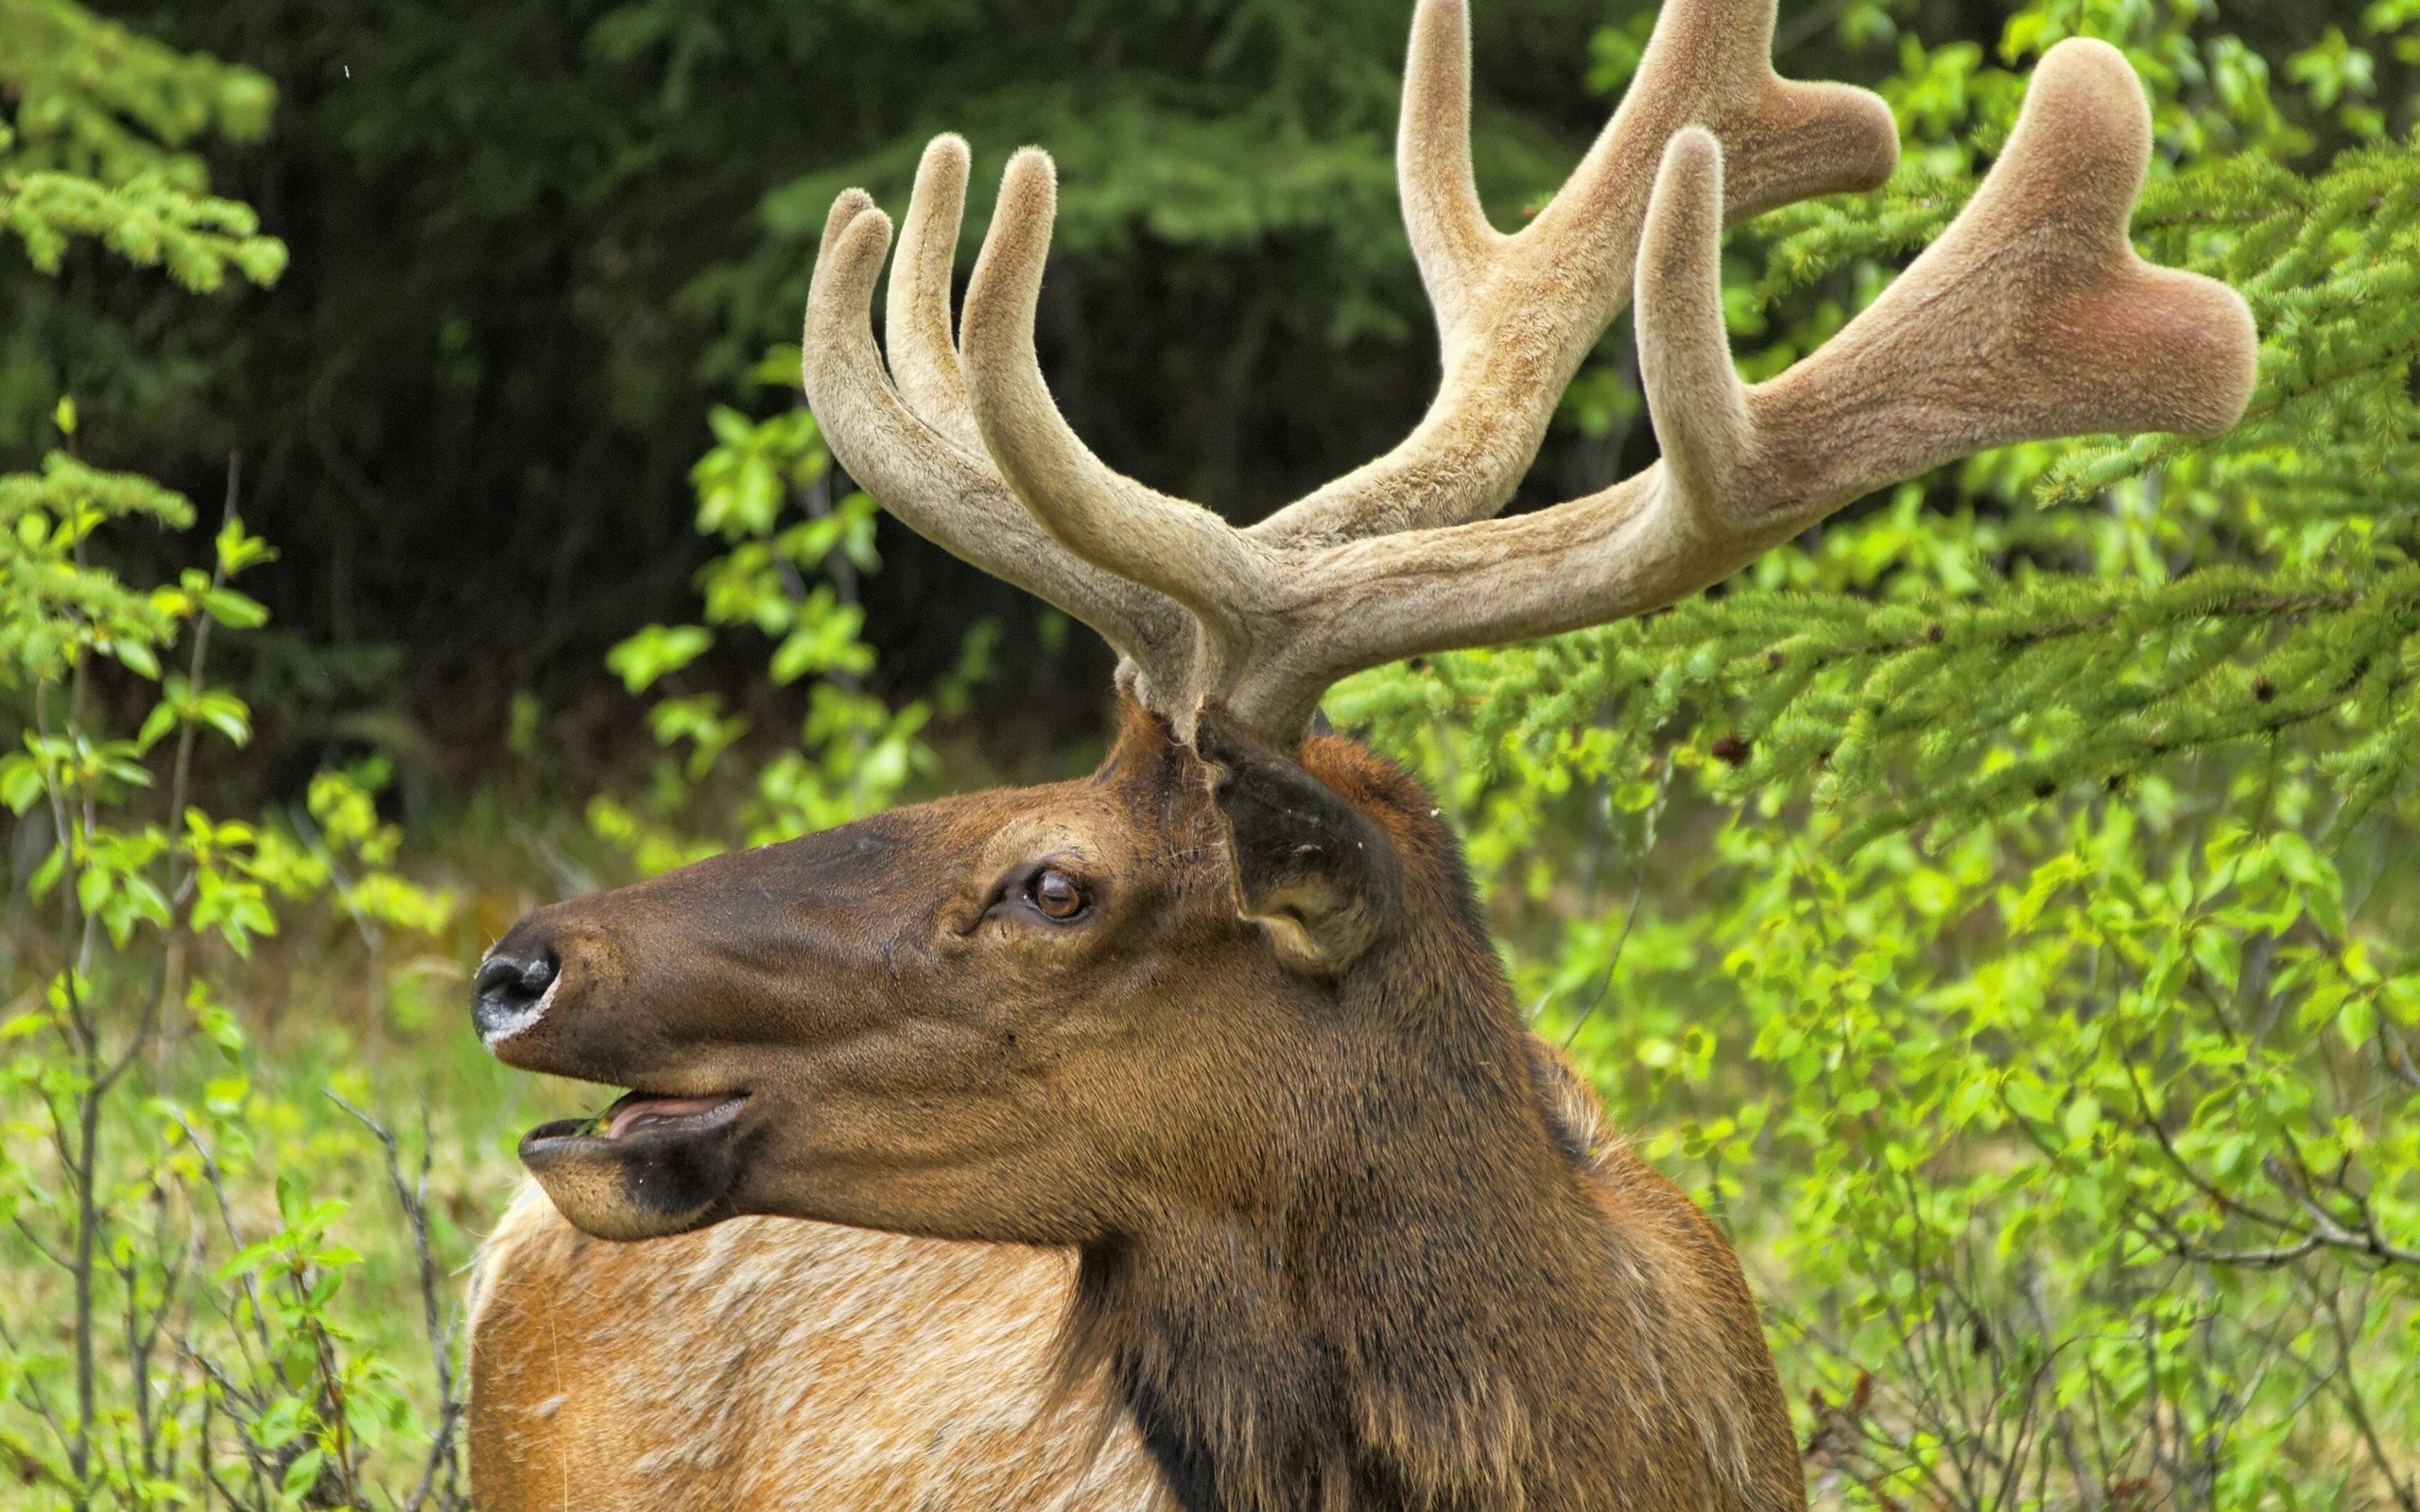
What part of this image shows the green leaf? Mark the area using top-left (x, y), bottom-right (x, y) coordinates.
top-left (136, 700), bottom-right (180, 751)
top-left (605, 623), bottom-right (713, 694)
top-left (198, 586), bottom-right (268, 628)
top-left (0, 757), bottom-right (48, 815)
top-left (110, 637), bottom-right (161, 679)
top-left (2339, 993), bottom-right (2377, 1049)
top-left (281, 1447), bottom-right (325, 1499)
top-left (196, 692), bottom-right (253, 746)
top-left (215, 515), bottom-right (277, 575)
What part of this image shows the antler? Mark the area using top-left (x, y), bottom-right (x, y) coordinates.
top-left (1249, 0), bottom-right (1897, 548)
top-left (804, 157), bottom-right (1200, 705)
top-left (805, 0), bottom-right (1896, 710)
top-left (950, 36), bottom-right (2257, 739)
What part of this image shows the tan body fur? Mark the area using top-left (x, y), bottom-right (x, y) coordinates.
top-left (469, 1187), bottom-right (1169, 1511)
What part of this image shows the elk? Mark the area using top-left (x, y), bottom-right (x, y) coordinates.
top-left (466, 0), bottom-right (2255, 1506)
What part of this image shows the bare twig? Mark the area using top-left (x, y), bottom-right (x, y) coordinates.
top-left (326, 1091), bottom-right (470, 1512)
top-left (1562, 752), bottom-right (1670, 1051)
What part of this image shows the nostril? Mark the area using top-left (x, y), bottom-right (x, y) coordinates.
top-left (474, 947), bottom-right (561, 1043)
top-left (475, 951), bottom-right (555, 998)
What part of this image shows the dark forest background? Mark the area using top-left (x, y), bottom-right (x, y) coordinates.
top-left (17, 0), bottom-right (2402, 795)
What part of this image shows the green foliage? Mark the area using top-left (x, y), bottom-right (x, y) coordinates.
top-left (0, 8), bottom-right (464, 1509)
top-left (4, 1), bottom-right (2413, 1508)
top-left (50, 0), bottom-right (2408, 727)
top-left (0, 460), bottom-right (463, 1505)
top-left (0, 0), bottom-right (273, 178)
top-left (0, 165), bottom-right (285, 289)
top-left (0, 0), bottom-right (286, 291)
top-left (42, 0), bottom-right (1648, 705)
top-left (1340, 5), bottom-right (2420, 1505)
top-left (1353, 127), bottom-right (2420, 852)
top-left (1602, 806), bottom-right (2420, 1509)
top-left (590, 349), bottom-right (994, 876)
top-left (683, 0), bottom-right (1558, 353)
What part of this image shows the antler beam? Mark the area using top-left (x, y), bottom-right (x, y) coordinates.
top-left (1211, 39), bottom-right (2258, 735)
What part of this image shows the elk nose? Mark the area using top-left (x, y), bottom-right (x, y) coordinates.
top-left (473, 948), bottom-right (560, 1045)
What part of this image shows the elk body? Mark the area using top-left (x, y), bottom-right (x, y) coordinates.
top-left (467, 1), bottom-right (2256, 1507)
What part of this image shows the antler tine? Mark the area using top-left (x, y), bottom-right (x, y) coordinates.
top-left (800, 177), bottom-right (1198, 705)
top-left (885, 135), bottom-right (984, 453)
top-left (1245, 0), bottom-right (1899, 552)
top-left (959, 147), bottom-right (1284, 698)
top-left (1565, 0), bottom-right (1899, 233)
top-left (1641, 38), bottom-right (2257, 518)
top-left (1219, 38), bottom-right (2256, 738)
top-left (1392, 0), bottom-right (1501, 337)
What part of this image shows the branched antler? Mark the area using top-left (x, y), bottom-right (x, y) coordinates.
top-left (804, 166), bottom-right (1199, 704)
top-left (1251, 0), bottom-right (1898, 549)
top-left (806, 5), bottom-right (2256, 745)
top-left (1207, 39), bottom-right (2258, 733)
top-left (807, 0), bottom-right (1894, 712)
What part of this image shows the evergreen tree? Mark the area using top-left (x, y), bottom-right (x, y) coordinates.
top-left (0, 0), bottom-right (283, 290)
top-left (1342, 6), bottom-right (2420, 1505)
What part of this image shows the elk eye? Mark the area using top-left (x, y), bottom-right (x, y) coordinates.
top-left (1028, 868), bottom-right (1088, 921)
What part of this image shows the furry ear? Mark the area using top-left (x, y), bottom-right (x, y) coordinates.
top-left (1197, 708), bottom-right (1402, 976)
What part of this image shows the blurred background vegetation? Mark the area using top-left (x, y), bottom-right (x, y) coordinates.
top-left (2, 0), bottom-right (2416, 1505)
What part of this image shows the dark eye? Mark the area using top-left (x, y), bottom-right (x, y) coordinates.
top-left (1028, 868), bottom-right (1089, 921)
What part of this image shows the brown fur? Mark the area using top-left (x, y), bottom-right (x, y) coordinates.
top-left (471, 1049), bottom-right (1789, 1512)
top-left (473, 707), bottom-right (1804, 1511)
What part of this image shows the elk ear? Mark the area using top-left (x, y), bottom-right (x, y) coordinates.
top-left (1197, 709), bottom-right (1402, 976)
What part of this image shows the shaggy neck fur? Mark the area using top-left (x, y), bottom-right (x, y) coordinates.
top-left (1063, 735), bottom-right (1802, 1512)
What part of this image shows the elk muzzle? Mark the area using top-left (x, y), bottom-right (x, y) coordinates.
top-left (468, 819), bottom-right (920, 1241)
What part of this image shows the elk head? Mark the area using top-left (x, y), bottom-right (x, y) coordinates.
top-left (475, 705), bottom-right (1443, 1245)
top-left (477, 2), bottom-right (2251, 1503)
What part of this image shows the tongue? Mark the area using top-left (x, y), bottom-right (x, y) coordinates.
top-left (606, 1095), bottom-right (734, 1140)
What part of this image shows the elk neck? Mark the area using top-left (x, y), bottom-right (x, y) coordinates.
top-left (1059, 744), bottom-right (1757, 1512)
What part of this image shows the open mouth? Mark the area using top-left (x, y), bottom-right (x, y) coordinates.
top-left (519, 1091), bottom-right (751, 1242)
top-left (601, 1090), bottom-right (747, 1140)
top-left (525, 1089), bottom-right (748, 1144)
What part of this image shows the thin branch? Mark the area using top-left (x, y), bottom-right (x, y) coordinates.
top-left (326, 1091), bottom-right (469, 1512)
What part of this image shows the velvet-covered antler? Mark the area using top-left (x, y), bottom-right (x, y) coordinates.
top-left (806, 10), bottom-right (2256, 744)
top-left (1198, 38), bottom-right (2261, 735)
top-left (805, 0), bottom-right (1896, 711)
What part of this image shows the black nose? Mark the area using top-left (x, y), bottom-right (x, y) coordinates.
top-left (474, 948), bottom-right (558, 1042)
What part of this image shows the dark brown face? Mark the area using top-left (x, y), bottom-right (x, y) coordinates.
top-left (475, 707), bottom-right (1409, 1246)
